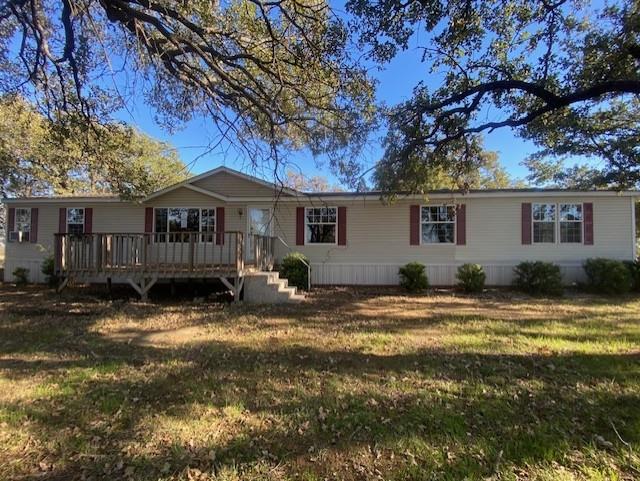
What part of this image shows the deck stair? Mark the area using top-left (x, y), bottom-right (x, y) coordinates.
top-left (243, 271), bottom-right (305, 303)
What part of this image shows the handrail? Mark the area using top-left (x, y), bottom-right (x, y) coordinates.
top-left (276, 236), bottom-right (311, 292)
top-left (250, 234), bottom-right (276, 271)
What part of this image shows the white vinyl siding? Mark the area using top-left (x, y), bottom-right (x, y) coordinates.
top-left (3, 190), bottom-right (636, 285)
top-left (191, 171), bottom-right (281, 197)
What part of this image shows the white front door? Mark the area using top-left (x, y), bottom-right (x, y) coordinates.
top-left (247, 207), bottom-right (272, 262)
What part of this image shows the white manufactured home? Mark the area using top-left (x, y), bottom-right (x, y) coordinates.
top-left (2, 166), bottom-right (638, 301)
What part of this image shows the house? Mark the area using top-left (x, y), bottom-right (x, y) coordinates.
top-left (2, 166), bottom-right (638, 301)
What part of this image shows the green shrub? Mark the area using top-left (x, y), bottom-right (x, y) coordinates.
top-left (399, 262), bottom-right (429, 292)
top-left (12, 267), bottom-right (29, 285)
top-left (513, 261), bottom-right (563, 296)
top-left (41, 255), bottom-right (59, 287)
top-left (279, 252), bottom-right (310, 291)
top-left (623, 260), bottom-right (640, 292)
top-left (456, 263), bottom-right (486, 293)
top-left (583, 258), bottom-right (632, 295)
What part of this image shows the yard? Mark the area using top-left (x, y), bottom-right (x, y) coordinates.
top-left (0, 286), bottom-right (638, 481)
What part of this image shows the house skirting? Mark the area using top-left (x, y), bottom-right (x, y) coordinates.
top-left (3, 258), bottom-right (589, 287)
top-left (310, 262), bottom-right (587, 286)
top-left (3, 258), bottom-right (48, 283)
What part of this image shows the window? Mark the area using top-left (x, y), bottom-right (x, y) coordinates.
top-left (532, 203), bottom-right (555, 243)
top-left (560, 204), bottom-right (582, 243)
top-left (305, 207), bottom-right (337, 244)
top-left (201, 208), bottom-right (216, 242)
top-left (67, 208), bottom-right (84, 235)
top-left (421, 205), bottom-right (455, 244)
top-left (153, 208), bottom-right (215, 242)
top-left (14, 208), bottom-right (31, 242)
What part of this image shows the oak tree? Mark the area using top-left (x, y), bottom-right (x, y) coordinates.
top-left (1, 0), bottom-right (374, 174)
top-left (348, 0), bottom-right (640, 190)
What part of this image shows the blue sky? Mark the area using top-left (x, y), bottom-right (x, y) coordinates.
top-left (113, 10), bottom-right (545, 187)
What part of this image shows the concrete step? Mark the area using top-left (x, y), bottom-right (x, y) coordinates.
top-left (243, 271), bottom-right (305, 304)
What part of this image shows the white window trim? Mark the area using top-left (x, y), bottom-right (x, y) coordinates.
top-left (532, 202), bottom-right (556, 244)
top-left (531, 202), bottom-right (584, 245)
top-left (199, 207), bottom-right (217, 243)
top-left (67, 207), bottom-right (85, 234)
top-left (559, 203), bottom-right (584, 244)
top-left (153, 207), bottom-right (217, 242)
top-left (304, 206), bottom-right (338, 245)
top-left (13, 208), bottom-right (31, 242)
top-left (420, 204), bottom-right (456, 245)
top-left (15, 208), bottom-right (31, 232)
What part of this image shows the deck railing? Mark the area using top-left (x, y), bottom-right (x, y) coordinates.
top-left (54, 232), bottom-right (246, 278)
top-left (251, 234), bottom-right (276, 271)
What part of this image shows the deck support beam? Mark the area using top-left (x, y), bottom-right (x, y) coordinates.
top-left (127, 276), bottom-right (158, 301)
top-left (56, 277), bottom-right (69, 293)
top-left (220, 275), bottom-right (244, 302)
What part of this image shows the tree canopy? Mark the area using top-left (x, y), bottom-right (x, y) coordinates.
top-left (373, 140), bottom-right (517, 195)
top-left (0, 0), bottom-right (375, 175)
top-left (284, 170), bottom-right (343, 192)
top-left (347, 0), bottom-right (640, 190)
top-left (0, 95), bottom-right (187, 201)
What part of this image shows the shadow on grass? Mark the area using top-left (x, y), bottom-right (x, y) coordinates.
top-left (0, 285), bottom-right (639, 480)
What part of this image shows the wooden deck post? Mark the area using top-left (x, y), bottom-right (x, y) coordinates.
top-left (95, 234), bottom-right (103, 274)
top-left (234, 274), bottom-right (241, 302)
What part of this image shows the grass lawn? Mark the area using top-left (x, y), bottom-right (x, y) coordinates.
top-left (0, 285), bottom-right (639, 481)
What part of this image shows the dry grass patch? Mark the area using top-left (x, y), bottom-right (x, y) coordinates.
top-left (0, 285), bottom-right (639, 480)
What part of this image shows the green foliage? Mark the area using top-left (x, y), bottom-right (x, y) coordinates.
top-left (347, 0), bottom-right (640, 190)
top-left (456, 264), bottom-right (486, 293)
top-left (624, 260), bottom-right (640, 292)
top-left (12, 267), bottom-right (29, 285)
top-left (0, 1), bottom-right (375, 183)
top-left (513, 261), bottom-right (563, 296)
top-left (0, 96), bottom-right (188, 202)
top-left (399, 262), bottom-right (429, 292)
top-left (41, 256), bottom-right (58, 288)
top-left (523, 98), bottom-right (640, 189)
top-left (279, 252), bottom-right (310, 291)
top-left (373, 137), bottom-right (517, 194)
top-left (584, 259), bottom-right (632, 295)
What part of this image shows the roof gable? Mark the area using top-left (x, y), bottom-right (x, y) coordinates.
top-left (144, 166), bottom-right (297, 202)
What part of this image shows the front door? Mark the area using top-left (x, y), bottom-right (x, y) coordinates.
top-left (247, 207), bottom-right (272, 262)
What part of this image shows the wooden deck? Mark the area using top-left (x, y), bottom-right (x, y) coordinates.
top-left (54, 231), bottom-right (276, 300)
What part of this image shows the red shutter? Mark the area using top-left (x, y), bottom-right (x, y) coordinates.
top-left (584, 202), bottom-right (594, 245)
top-left (84, 208), bottom-right (93, 234)
top-left (58, 208), bottom-right (67, 234)
top-left (216, 207), bottom-right (225, 245)
top-left (521, 203), bottom-right (532, 245)
top-left (296, 207), bottom-right (305, 245)
top-left (337, 206), bottom-right (347, 246)
top-left (456, 204), bottom-right (466, 245)
top-left (144, 207), bottom-right (154, 233)
top-left (7, 207), bottom-right (15, 242)
top-left (30, 208), bottom-right (38, 243)
top-left (410, 205), bottom-right (420, 245)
